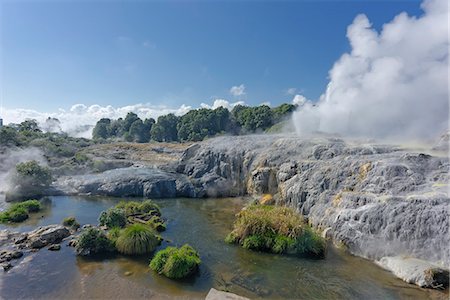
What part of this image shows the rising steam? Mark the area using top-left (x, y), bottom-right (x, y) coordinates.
top-left (293, 0), bottom-right (448, 141)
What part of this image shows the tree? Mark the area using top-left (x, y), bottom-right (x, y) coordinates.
top-left (15, 160), bottom-right (52, 188)
top-left (0, 126), bottom-right (20, 146)
top-left (272, 103), bottom-right (296, 123)
top-left (129, 119), bottom-right (148, 143)
top-left (151, 114), bottom-right (179, 142)
top-left (92, 118), bottom-right (111, 139)
top-left (19, 119), bottom-right (41, 133)
top-left (123, 112), bottom-right (140, 133)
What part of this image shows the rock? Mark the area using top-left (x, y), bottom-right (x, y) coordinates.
top-left (55, 167), bottom-right (195, 198)
top-left (67, 239), bottom-right (78, 247)
top-left (0, 250), bottom-right (23, 262)
top-left (2, 262), bottom-right (12, 272)
top-left (48, 244), bottom-right (61, 251)
top-left (14, 234), bottom-right (28, 244)
top-left (377, 256), bottom-right (449, 289)
top-left (27, 225), bottom-right (70, 249)
top-left (124, 271), bottom-right (133, 276)
top-left (205, 288), bottom-right (249, 300)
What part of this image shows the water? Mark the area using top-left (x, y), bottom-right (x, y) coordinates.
top-left (0, 196), bottom-right (445, 299)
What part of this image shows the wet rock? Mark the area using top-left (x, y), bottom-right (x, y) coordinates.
top-left (48, 244), bottom-right (61, 251)
top-left (0, 250), bottom-right (23, 262)
top-left (67, 239), bottom-right (78, 247)
top-left (27, 225), bottom-right (70, 249)
top-left (377, 256), bottom-right (449, 289)
top-left (2, 262), bottom-right (12, 272)
top-left (205, 288), bottom-right (249, 300)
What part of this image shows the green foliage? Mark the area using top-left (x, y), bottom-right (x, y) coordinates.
top-left (0, 200), bottom-right (42, 223)
top-left (151, 114), bottom-right (179, 142)
top-left (99, 208), bottom-right (127, 228)
top-left (107, 227), bottom-right (122, 245)
top-left (115, 224), bottom-right (159, 255)
top-left (15, 161), bottom-right (52, 188)
top-left (62, 216), bottom-right (80, 229)
top-left (149, 244), bottom-right (201, 279)
top-left (92, 118), bottom-right (111, 140)
top-left (115, 200), bottom-right (160, 216)
top-left (18, 119), bottom-right (42, 133)
top-left (225, 204), bottom-right (325, 257)
top-left (0, 126), bottom-right (20, 146)
top-left (76, 227), bottom-right (115, 256)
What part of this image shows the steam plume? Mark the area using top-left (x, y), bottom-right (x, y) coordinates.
top-left (293, 0), bottom-right (448, 141)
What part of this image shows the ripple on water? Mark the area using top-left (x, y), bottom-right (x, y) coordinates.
top-left (0, 196), bottom-right (447, 299)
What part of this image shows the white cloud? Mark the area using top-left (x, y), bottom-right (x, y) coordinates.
top-left (292, 95), bottom-right (308, 106)
top-left (229, 84), bottom-right (246, 97)
top-left (292, 0), bottom-right (448, 141)
top-left (2, 103), bottom-right (192, 139)
top-left (286, 88), bottom-right (297, 95)
top-left (200, 99), bottom-right (246, 110)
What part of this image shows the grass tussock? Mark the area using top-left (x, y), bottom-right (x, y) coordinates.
top-left (225, 204), bottom-right (325, 257)
top-left (62, 216), bottom-right (80, 229)
top-left (149, 244), bottom-right (201, 279)
top-left (115, 224), bottom-right (159, 255)
top-left (0, 200), bottom-right (42, 223)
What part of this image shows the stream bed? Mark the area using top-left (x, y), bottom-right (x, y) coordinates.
top-left (0, 196), bottom-right (445, 299)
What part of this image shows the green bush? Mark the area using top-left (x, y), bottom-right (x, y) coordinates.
top-left (225, 204), bottom-right (326, 257)
top-left (115, 200), bottom-right (160, 216)
top-left (115, 224), bottom-right (159, 255)
top-left (149, 244), bottom-right (201, 279)
top-left (62, 216), bottom-right (80, 229)
top-left (0, 200), bottom-right (42, 223)
top-left (99, 208), bottom-right (127, 228)
top-left (76, 227), bottom-right (115, 256)
top-left (8, 207), bottom-right (29, 223)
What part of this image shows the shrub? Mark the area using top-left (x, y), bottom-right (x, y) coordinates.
top-left (15, 161), bottom-right (52, 188)
top-left (149, 244), bottom-right (201, 279)
top-left (0, 200), bottom-right (42, 223)
top-left (62, 216), bottom-right (80, 230)
top-left (76, 227), bottom-right (115, 256)
top-left (115, 224), bottom-right (159, 255)
top-left (115, 200), bottom-right (160, 216)
top-left (8, 207), bottom-right (29, 223)
top-left (99, 208), bottom-right (127, 228)
top-left (225, 204), bottom-right (326, 257)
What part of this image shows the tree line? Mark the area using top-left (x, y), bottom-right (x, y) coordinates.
top-left (92, 103), bottom-right (297, 142)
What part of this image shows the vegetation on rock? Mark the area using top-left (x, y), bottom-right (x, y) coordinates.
top-left (149, 244), bottom-right (201, 279)
top-left (115, 224), bottom-right (159, 255)
top-left (225, 204), bottom-right (326, 257)
top-left (62, 216), bottom-right (80, 230)
top-left (76, 227), bottom-right (115, 256)
top-left (99, 207), bottom-right (127, 228)
top-left (0, 200), bottom-right (42, 223)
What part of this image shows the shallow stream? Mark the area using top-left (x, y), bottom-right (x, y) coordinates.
top-left (0, 196), bottom-right (445, 299)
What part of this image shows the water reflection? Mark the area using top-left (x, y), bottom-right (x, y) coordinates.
top-left (0, 196), bottom-right (446, 299)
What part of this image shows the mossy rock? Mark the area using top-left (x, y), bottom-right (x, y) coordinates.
top-left (149, 244), bottom-right (201, 279)
top-left (0, 200), bottom-right (42, 223)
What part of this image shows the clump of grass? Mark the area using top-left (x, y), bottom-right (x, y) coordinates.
top-left (107, 227), bottom-right (122, 246)
top-left (225, 204), bottom-right (326, 257)
top-left (115, 224), bottom-right (159, 255)
top-left (99, 207), bottom-right (127, 228)
top-left (0, 200), bottom-right (42, 223)
top-left (76, 227), bottom-right (115, 256)
top-left (149, 244), bottom-right (201, 279)
top-left (62, 216), bottom-right (80, 230)
top-left (115, 200), bottom-right (160, 216)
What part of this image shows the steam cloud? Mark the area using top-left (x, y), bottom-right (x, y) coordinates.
top-left (293, 0), bottom-right (448, 141)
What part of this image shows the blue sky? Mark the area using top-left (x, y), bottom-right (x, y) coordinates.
top-left (1, 0), bottom-right (423, 112)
